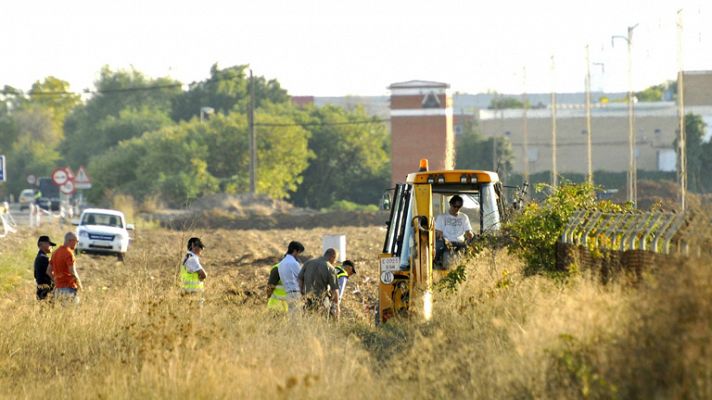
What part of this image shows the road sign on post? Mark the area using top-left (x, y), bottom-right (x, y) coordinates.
top-left (51, 167), bottom-right (69, 186)
top-left (27, 174), bottom-right (36, 185)
top-left (74, 166), bottom-right (92, 189)
top-left (0, 155), bottom-right (5, 182)
top-left (60, 180), bottom-right (76, 195)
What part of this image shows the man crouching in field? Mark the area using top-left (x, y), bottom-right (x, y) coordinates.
top-left (49, 232), bottom-right (82, 305)
top-left (299, 248), bottom-right (340, 320)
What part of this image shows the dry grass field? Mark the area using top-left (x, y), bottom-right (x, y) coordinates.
top-left (1, 221), bottom-right (712, 399)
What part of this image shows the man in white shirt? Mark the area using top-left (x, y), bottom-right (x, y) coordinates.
top-left (277, 241), bottom-right (305, 313)
top-left (180, 237), bottom-right (207, 300)
top-left (434, 195), bottom-right (474, 268)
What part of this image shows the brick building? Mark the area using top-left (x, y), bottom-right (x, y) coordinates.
top-left (388, 80), bottom-right (454, 184)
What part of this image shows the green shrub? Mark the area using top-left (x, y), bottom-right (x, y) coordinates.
top-left (327, 200), bottom-right (378, 212)
top-left (506, 182), bottom-right (626, 275)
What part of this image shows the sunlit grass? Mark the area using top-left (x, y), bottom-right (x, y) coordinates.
top-left (1, 227), bottom-right (711, 399)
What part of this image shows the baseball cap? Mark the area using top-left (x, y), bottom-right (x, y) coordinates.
top-left (343, 259), bottom-right (356, 274)
top-left (37, 235), bottom-right (57, 246)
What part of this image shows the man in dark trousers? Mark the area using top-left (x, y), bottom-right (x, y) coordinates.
top-left (298, 248), bottom-right (340, 320)
top-left (34, 235), bottom-right (56, 300)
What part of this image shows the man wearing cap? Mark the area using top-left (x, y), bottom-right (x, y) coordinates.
top-left (34, 235), bottom-right (56, 301)
top-left (334, 260), bottom-right (356, 303)
top-left (180, 237), bottom-right (207, 296)
top-left (50, 232), bottom-right (83, 304)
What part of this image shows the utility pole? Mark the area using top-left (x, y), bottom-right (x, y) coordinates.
top-left (492, 92), bottom-right (498, 171)
top-left (585, 45), bottom-right (593, 185)
top-left (550, 55), bottom-right (558, 187)
top-left (522, 66), bottom-right (529, 185)
top-left (612, 23), bottom-right (639, 207)
top-left (677, 9), bottom-right (686, 211)
top-left (248, 69), bottom-right (257, 195)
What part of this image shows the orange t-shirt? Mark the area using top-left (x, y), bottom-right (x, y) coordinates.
top-left (50, 245), bottom-right (77, 289)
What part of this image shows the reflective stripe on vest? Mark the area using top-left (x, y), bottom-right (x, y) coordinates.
top-left (180, 264), bottom-right (204, 292)
top-left (268, 264), bottom-right (288, 312)
top-left (335, 266), bottom-right (348, 279)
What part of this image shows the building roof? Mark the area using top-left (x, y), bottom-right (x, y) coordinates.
top-left (388, 80), bottom-right (450, 89)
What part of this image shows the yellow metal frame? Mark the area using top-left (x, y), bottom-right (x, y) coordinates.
top-left (377, 168), bottom-right (500, 324)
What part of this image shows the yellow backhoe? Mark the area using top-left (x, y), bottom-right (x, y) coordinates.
top-left (377, 159), bottom-right (508, 324)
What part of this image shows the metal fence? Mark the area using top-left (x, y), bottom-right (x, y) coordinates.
top-left (558, 209), bottom-right (712, 278)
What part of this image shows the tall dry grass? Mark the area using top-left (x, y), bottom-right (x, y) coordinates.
top-left (1, 230), bottom-right (712, 399)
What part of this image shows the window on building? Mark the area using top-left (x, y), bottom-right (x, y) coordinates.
top-left (657, 149), bottom-right (676, 172)
top-left (528, 148), bottom-right (539, 162)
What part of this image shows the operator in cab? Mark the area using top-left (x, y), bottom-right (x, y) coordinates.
top-left (434, 195), bottom-right (474, 267)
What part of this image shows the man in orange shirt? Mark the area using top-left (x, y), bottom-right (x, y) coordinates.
top-left (50, 232), bottom-right (83, 304)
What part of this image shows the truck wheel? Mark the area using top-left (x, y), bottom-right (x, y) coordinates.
top-left (117, 252), bottom-right (125, 262)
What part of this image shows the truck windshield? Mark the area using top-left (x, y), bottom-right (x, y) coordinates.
top-left (81, 213), bottom-right (123, 228)
top-left (481, 183), bottom-right (501, 233)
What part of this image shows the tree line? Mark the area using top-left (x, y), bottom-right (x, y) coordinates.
top-left (0, 65), bottom-right (390, 209)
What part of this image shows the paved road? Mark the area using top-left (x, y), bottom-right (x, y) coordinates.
top-left (4, 202), bottom-right (70, 228)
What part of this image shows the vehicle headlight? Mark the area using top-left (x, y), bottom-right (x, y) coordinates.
top-left (78, 230), bottom-right (88, 238)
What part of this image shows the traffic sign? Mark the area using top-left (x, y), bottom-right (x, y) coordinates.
top-left (0, 155), bottom-right (5, 182)
top-left (51, 167), bottom-right (69, 186)
top-left (60, 180), bottom-right (76, 195)
top-left (75, 165), bottom-right (92, 189)
top-left (27, 174), bottom-right (36, 185)
top-left (65, 166), bottom-right (75, 180)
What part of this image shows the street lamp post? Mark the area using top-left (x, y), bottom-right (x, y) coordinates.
top-left (584, 47), bottom-right (605, 186)
top-left (612, 23), bottom-right (639, 207)
top-left (550, 55), bottom-right (558, 187)
top-left (677, 9), bottom-right (686, 212)
top-left (585, 45), bottom-right (593, 185)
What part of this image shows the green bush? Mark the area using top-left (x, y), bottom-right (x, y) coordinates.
top-left (327, 200), bottom-right (379, 212)
top-left (506, 182), bottom-right (626, 275)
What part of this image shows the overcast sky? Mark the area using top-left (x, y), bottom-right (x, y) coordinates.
top-left (2, 0), bottom-right (710, 97)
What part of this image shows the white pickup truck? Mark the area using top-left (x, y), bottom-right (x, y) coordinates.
top-left (75, 208), bottom-right (134, 261)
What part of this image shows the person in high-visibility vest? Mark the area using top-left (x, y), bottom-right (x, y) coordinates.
top-left (180, 237), bottom-right (207, 295)
top-left (334, 259), bottom-right (356, 302)
top-left (266, 263), bottom-right (288, 312)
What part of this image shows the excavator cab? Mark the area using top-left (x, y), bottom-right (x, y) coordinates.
top-left (377, 160), bottom-right (505, 324)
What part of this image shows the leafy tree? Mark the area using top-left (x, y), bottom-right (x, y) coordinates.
top-left (88, 125), bottom-right (218, 205)
top-left (290, 105), bottom-right (390, 209)
top-left (170, 64), bottom-right (289, 122)
top-left (62, 67), bottom-right (181, 166)
top-left (200, 104), bottom-right (312, 198)
top-left (676, 113), bottom-right (709, 193)
top-left (88, 105), bottom-right (311, 205)
top-left (488, 96), bottom-right (527, 109)
top-left (635, 80), bottom-right (675, 102)
top-left (84, 107), bottom-right (172, 165)
top-left (0, 113), bottom-right (18, 150)
top-left (11, 107), bottom-right (60, 146)
top-left (4, 135), bottom-right (61, 197)
top-left (456, 119), bottom-right (513, 176)
top-left (26, 76), bottom-right (81, 137)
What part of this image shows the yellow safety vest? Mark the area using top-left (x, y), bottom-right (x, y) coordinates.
top-left (267, 264), bottom-right (288, 312)
top-left (335, 266), bottom-right (348, 280)
top-left (180, 253), bottom-right (204, 293)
